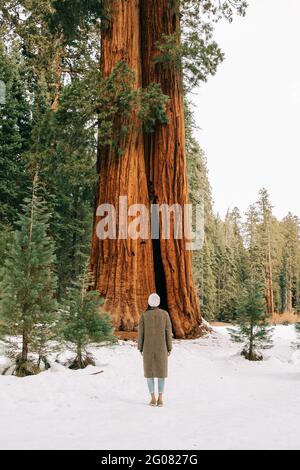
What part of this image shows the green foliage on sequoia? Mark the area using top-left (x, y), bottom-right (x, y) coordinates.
top-left (156, 0), bottom-right (248, 89)
top-left (155, 30), bottom-right (224, 90)
top-left (180, 0), bottom-right (248, 22)
top-left (138, 83), bottom-right (169, 132)
top-left (57, 60), bottom-right (169, 152)
top-left (47, 0), bottom-right (109, 41)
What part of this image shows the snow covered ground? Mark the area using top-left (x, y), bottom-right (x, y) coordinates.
top-left (1, 325), bottom-right (300, 450)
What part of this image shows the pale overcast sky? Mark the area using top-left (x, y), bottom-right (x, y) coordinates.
top-left (193, 0), bottom-right (300, 220)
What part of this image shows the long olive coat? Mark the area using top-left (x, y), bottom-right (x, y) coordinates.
top-left (138, 308), bottom-right (173, 378)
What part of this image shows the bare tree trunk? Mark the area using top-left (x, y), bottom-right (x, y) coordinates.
top-left (21, 329), bottom-right (28, 363)
top-left (50, 36), bottom-right (63, 113)
top-left (140, 0), bottom-right (201, 338)
top-left (249, 322), bottom-right (254, 361)
top-left (77, 346), bottom-right (83, 369)
top-left (20, 174), bottom-right (38, 366)
top-left (287, 259), bottom-right (293, 313)
top-left (90, 0), bottom-right (155, 331)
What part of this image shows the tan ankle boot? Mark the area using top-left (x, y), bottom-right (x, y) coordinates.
top-left (149, 396), bottom-right (156, 407)
top-left (157, 396), bottom-right (164, 407)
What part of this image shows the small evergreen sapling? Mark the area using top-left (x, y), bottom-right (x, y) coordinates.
top-left (60, 268), bottom-right (115, 369)
top-left (229, 281), bottom-right (274, 361)
top-left (0, 175), bottom-right (58, 376)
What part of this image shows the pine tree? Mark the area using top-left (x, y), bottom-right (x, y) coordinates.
top-left (244, 204), bottom-right (265, 285)
top-left (279, 214), bottom-right (300, 313)
top-left (60, 267), bottom-right (115, 370)
top-left (257, 189), bottom-right (275, 314)
top-left (30, 80), bottom-right (98, 298)
top-left (0, 174), bottom-right (58, 376)
top-left (229, 281), bottom-right (274, 361)
top-left (215, 209), bottom-right (247, 322)
top-left (0, 41), bottom-right (32, 226)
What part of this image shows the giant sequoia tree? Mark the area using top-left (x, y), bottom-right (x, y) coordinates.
top-left (0, 0), bottom-right (247, 337)
top-left (90, 0), bottom-right (247, 338)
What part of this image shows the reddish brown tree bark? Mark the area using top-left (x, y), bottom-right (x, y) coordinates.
top-left (140, 0), bottom-right (201, 338)
top-left (90, 0), bottom-right (155, 330)
top-left (90, 0), bottom-right (202, 338)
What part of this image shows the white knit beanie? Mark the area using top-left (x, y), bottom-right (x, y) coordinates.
top-left (148, 293), bottom-right (160, 308)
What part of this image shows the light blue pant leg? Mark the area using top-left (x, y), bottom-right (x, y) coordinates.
top-left (147, 378), bottom-right (166, 394)
top-left (147, 378), bottom-right (155, 394)
top-left (158, 378), bottom-right (165, 394)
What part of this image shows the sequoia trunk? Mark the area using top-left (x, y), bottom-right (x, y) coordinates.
top-left (90, 0), bottom-right (155, 330)
top-left (140, 0), bottom-right (201, 338)
top-left (90, 0), bottom-right (202, 338)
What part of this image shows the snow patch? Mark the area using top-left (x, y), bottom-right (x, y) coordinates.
top-left (0, 326), bottom-right (300, 450)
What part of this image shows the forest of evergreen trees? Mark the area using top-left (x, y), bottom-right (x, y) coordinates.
top-left (1, 1), bottom-right (299, 332)
top-left (188, 120), bottom-right (300, 322)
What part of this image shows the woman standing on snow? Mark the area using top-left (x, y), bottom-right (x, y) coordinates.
top-left (138, 293), bottom-right (173, 407)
